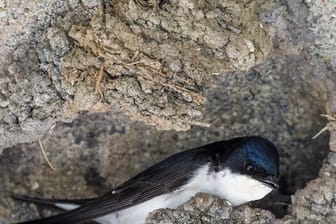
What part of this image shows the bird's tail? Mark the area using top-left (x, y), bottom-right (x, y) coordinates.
top-left (11, 194), bottom-right (91, 211)
top-left (11, 194), bottom-right (97, 224)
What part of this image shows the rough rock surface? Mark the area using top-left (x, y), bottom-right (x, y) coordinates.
top-left (0, 0), bottom-right (274, 150)
top-left (145, 193), bottom-right (233, 224)
top-left (60, 0), bottom-right (273, 131)
top-left (146, 193), bottom-right (277, 224)
top-left (289, 152), bottom-right (336, 223)
top-left (0, 0), bottom-right (100, 149)
top-left (0, 0), bottom-right (336, 224)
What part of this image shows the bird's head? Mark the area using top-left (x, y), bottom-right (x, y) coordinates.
top-left (208, 136), bottom-right (280, 206)
top-left (234, 136), bottom-right (280, 189)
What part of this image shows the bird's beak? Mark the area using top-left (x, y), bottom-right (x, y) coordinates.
top-left (259, 176), bottom-right (279, 190)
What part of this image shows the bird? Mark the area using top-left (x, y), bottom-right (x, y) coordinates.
top-left (13, 136), bottom-right (280, 224)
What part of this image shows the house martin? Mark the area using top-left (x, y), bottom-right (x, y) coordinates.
top-left (13, 136), bottom-right (280, 224)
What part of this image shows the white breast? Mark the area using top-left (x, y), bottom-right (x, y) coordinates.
top-left (199, 167), bottom-right (273, 206)
top-left (55, 165), bottom-right (273, 224)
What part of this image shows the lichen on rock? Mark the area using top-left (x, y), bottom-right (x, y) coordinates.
top-left (145, 192), bottom-right (276, 224)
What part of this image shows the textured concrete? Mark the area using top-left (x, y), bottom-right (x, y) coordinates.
top-left (0, 0), bottom-right (100, 149)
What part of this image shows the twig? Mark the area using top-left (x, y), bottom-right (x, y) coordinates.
top-left (186, 120), bottom-right (211, 128)
top-left (312, 114), bottom-right (336, 139)
top-left (95, 64), bottom-right (105, 99)
top-left (312, 126), bottom-right (329, 139)
top-left (38, 139), bottom-right (55, 170)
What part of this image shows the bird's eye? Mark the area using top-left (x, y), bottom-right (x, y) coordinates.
top-left (245, 162), bottom-right (256, 173)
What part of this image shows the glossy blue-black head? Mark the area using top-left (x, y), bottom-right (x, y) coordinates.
top-left (220, 136), bottom-right (280, 189)
top-left (242, 137), bottom-right (279, 175)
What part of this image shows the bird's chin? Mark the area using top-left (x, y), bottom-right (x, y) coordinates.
top-left (259, 178), bottom-right (279, 190)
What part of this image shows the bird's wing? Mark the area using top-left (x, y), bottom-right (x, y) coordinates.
top-left (16, 147), bottom-right (207, 224)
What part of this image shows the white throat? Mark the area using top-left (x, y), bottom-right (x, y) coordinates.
top-left (188, 165), bottom-right (273, 206)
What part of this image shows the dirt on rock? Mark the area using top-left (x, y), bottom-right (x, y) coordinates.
top-left (60, 0), bottom-right (273, 131)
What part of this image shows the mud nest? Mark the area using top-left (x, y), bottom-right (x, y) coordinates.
top-left (60, 0), bottom-right (272, 131)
